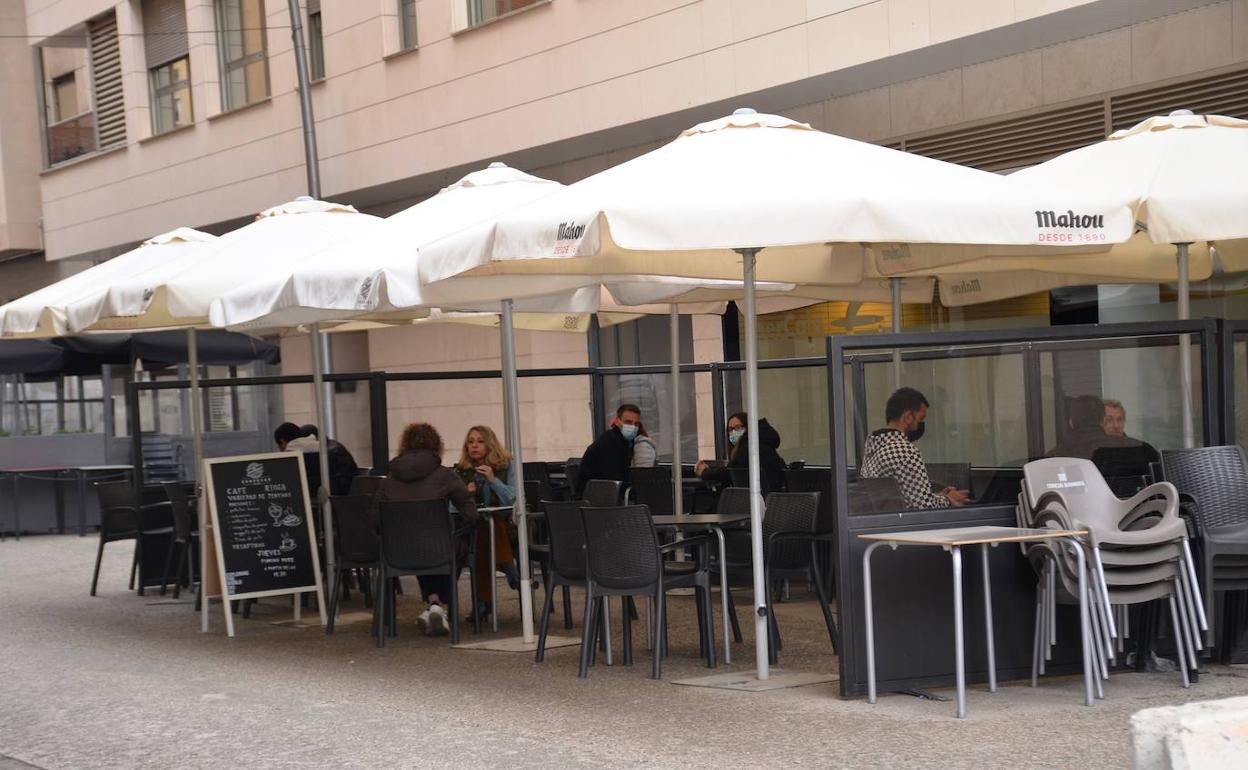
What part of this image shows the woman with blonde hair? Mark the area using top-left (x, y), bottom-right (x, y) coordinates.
top-left (456, 425), bottom-right (518, 621)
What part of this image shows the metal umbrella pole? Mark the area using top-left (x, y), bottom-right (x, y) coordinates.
top-left (1176, 243), bottom-right (1195, 448)
top-left (187, 328), bottom-right (209, 632)
top-left (310, 324), bottom-right (336, 578)
top-left (669, 304), bottom-right (684, 519)
top-left (737, 247), bottom-right (771, 680)
top-left (890, 277), bottom-right (903, 389)
top-left (500, 299), bottom-right (535, 642)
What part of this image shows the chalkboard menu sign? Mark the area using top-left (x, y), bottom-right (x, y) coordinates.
top-left (203, 453), bottom-right (325, 633)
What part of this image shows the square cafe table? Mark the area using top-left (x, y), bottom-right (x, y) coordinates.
top-left (859, 525), bottom-right (1089, 718)
top-left (652, 512), bottom-right (751, 664)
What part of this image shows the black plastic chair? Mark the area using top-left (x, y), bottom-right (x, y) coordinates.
top-left (760, 492), bottom-right (839, 662)
top-left (627, 466), bottom-right (691, 516)
top-left (159, 481), bottom-right (198, 599)
top-left (784, 468), bottom-right (835, 594)
top-left (564, 458), bottom-right (582, 497)
top-left (1160, 445), bottom-right (1248, 655)
top-left (91, 481), bottom-right (141, 596)
top-left (583, 479), bottom-right (622, 507)
top-left (578, 504), bottom-right (715, 679)
top-left (326, 495), bottom-right (382, 635)
top-left (535, 500), bottom-right (590, 662)
top-left (376, 499), bottom-right (479, 646)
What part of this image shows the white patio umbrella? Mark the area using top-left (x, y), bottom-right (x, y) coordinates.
top-left (209, 163), bottom-right (822, 646)
top-left (417, 108), bottom-right (1135, 680)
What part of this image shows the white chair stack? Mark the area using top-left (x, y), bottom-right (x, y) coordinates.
top-left (1016, 458), bottom-right (1206, 693)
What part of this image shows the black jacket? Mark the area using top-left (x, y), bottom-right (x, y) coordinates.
top-left (379, 449), bottom-right (477, 524)
top-left (701, 419), bottom-right (788, 493)
top-left (574, 426), bottom-right (632, 498)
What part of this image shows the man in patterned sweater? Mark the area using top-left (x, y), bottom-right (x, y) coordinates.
top-left (859, 387), bottom-right (969, 509)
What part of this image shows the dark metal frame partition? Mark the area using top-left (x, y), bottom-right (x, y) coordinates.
top-left (828, 319), bottom-right (1221, 697)
top-left (1219, 320), bottom-right (1248, 447)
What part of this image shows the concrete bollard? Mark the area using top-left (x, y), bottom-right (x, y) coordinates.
top-left (1131, 695), bottom-right (1248, 769)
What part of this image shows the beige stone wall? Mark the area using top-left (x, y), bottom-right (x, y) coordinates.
top-left (0, 0), bottom-right (42, 255)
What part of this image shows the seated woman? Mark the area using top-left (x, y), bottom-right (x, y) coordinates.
top-left (378, 422), bottom-right (477, 636)
top-left (631, 420), bottom-right (658, 468)
top-left (695, 412), bottom-right (788, 494)
top-left (456, 425), bottom-right (518, 620)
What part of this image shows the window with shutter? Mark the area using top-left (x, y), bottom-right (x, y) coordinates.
top-left (144, 0), bottom-right (193, 134)
top-left (308, 0), bottom-right (325, 80)
top-left (88, 12), bottom-right (126, 149)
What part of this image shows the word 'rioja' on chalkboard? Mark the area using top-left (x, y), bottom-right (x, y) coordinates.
top-left (208, 454), bottom-right (318, 599)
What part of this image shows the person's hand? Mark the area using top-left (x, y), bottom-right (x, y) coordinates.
top-left (475, 464), bottom-right (495, 483)
top-left (695, 460), bottom-right (708, 475)
top-left (942, 487), bottom-right (971, 506)
top-left (466, 481), bottom-right (477, 494)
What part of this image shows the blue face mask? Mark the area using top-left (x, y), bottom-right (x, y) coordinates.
top-left (728, 428), bottom-right (746, 446)
top-left (620, 424), bottom-right (639, 442)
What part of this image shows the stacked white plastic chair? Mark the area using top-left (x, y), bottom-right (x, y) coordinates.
top-left (1016, 458), bottom-right (1206, 691)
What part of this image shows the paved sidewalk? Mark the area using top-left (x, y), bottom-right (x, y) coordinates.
top-left (2, 535), bottom-right (1246, 769)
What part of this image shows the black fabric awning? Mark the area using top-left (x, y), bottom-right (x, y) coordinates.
top-left (0, 330), bottom-right (280, 377)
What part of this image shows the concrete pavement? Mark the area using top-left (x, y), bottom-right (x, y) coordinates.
top-left (2, 535), bottom-right (1246, 769)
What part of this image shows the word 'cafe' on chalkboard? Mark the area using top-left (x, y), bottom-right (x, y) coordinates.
top-left (203, 452), bottom-right (326, 637)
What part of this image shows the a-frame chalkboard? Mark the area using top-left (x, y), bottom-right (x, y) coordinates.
top-left (203, 452), bottom-right (327, 636)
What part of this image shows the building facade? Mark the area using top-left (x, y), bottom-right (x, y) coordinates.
top-left (4, 0), bottom-right (1248, 465)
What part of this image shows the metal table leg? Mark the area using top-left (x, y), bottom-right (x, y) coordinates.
top-left (950, 545), bottom-right (966, 718)
top-left (981, 543), bottom-right (997, 693)
top-left (489, 512), bottom-right (498, 633)
top-left (77, 470), bottom-right (89, 536)
top-left (13, 473), bottom-right (21, 541)
top-left (712, 525), bottom-right (731, 664)
top-left (863, 541), bottom-right (886, 704)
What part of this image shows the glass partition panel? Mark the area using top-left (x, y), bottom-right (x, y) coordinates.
top-left (601, 372), bottom-right (697, 464)
top-left (720, 364), bottom-right (829, 466)
top-left (1236, 336), bottom-right (1248, 451)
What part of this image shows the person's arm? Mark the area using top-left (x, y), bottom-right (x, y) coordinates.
top-left (889, 444), bottom-right (952, 509)
top-left (487, 466), bottom-right (516, 507)
top-left (446, 470), bottom-right (478, 522)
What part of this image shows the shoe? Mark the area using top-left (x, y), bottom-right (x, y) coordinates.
top-left (426, 603), bottom-right (449, 636)
top-left (501, 563), bottom-right (520, 590)
top-left (466, 600), bottom-right (491, 623)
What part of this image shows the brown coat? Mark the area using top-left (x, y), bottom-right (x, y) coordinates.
top-left (379, 449), bottom-right (478, 523)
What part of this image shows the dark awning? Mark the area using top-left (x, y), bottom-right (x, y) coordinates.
top-left (0, 330), bottom-right (280, 377)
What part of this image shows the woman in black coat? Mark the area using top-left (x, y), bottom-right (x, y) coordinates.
top-left (696, 412), bottom-right (788, 493)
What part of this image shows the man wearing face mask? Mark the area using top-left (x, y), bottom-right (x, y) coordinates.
top-left (573, 403), bottom-right (642, 498)
top-left (860, 387), bottom-right (969, 509)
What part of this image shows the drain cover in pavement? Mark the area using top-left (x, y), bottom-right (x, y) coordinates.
top-left (671, 671), bottom-right (837, 691)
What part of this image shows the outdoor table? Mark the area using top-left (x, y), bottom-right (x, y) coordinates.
top-left (652, 512), bottom-right (750, 664)
top-left (478, 505), bottom-right (514, 632)
top-left (860, 525), bottom-right (1090, 718)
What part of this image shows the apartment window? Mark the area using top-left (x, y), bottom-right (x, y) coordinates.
top-left (308, 0), bottom-right (325, 80)
top-left (467, 0), bottom-right (542, 27)
top-left (215, 0), bottom-right (270, 110)
top-left (144, 0), bottom-right (193, 134)
top-left (40, 45), bottom-right (94, 165)
top-left (398, 0), bottom-right (417, 49)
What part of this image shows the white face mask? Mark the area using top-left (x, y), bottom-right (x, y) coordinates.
top-left (620, 424), bottom-right (639, 441)
top-left (728, 428), bottom-right (745, 446)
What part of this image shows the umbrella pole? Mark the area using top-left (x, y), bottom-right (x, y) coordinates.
top-left (738, 247), bottom-right (771, 680)
top-left (670, 305), bottom-right (683, 520)
top-left (188, 328), bottom-right (209, 633)
top-left (500, 299), bottom-right (535, 643)
top-left (310, 324), bottom-right (336, 580)
top-left (1176, 244), bottom-right (1194, 448)
top-left (890, 278), bottom-right (903, 390)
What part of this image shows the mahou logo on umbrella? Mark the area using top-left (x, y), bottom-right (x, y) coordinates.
top-left (553, 220), bottom-right (588, 255)
top-left (1033, 209), bottom-right (1109, 243)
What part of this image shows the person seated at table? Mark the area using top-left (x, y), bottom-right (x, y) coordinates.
top-left (695, 412), bottom-right (788, 494)
top-left (1094, 398), bottom-right (1160, 477)
top-left (274, 422), bottom-right (358, 497)
top-left (631, 421), bottom-right (658, 468)
top-left (377, 422), bottom-right (477, 636)
top-left (456, 425), bottom-right (519, 620)
top-left (1048, 395), bottom-right (1110, 460)
top-left (860, 388), bottom-right (968, 509)
top-left (573, 403), bottom-right (642, 498)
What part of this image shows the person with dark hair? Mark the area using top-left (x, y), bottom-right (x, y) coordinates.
top-left (274, 422), bottom-right (359, 497)
top-left (574, 403), bottom-right (642, 498)
top-left (859, 387), bottom-right (968, 509)
top-left (378, 422), bottom-right (477, 635)
top-left (1048, 394), bottom-right (1109, 460)
top-left (695, 412), bottom-right (787, 493)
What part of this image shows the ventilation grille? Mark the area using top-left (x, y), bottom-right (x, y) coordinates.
top-left (88, 13), bottom-right (126, 149)
top-left (1111, 68), bottom-right (1248, 129)
top-left (904, 101), bottom-right (1106, 172)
